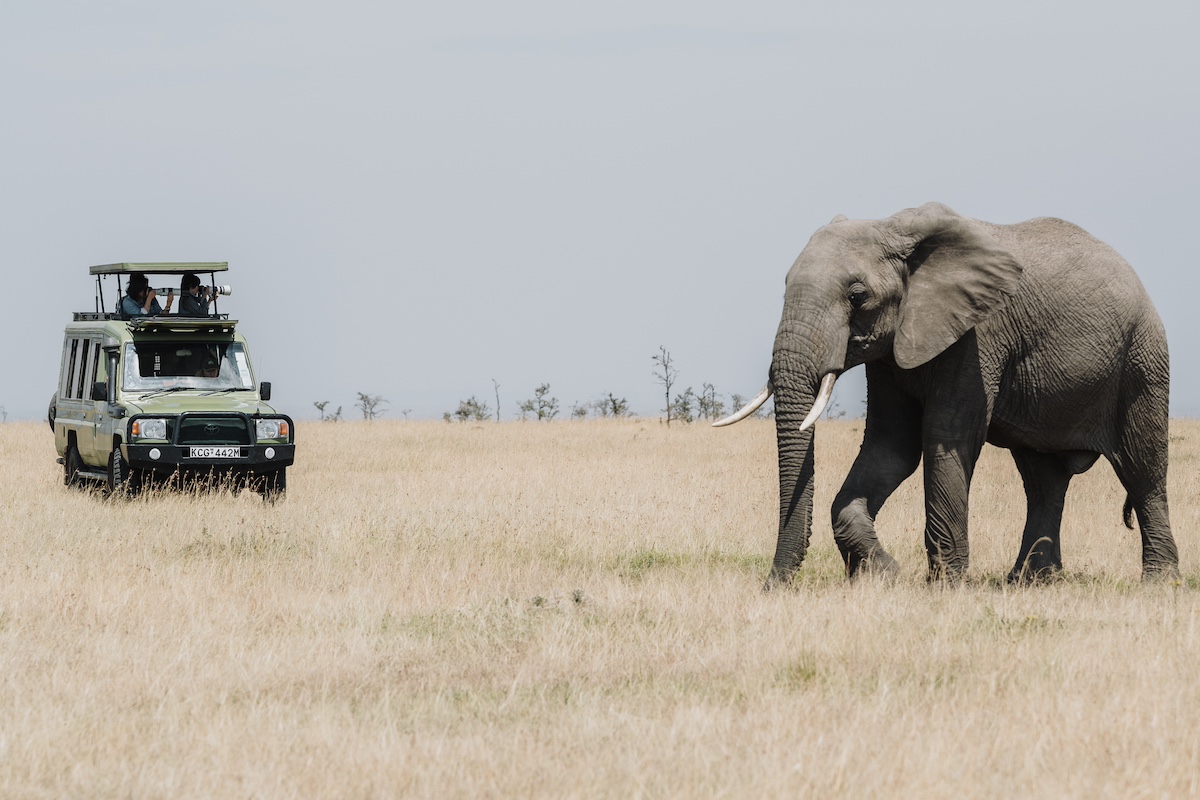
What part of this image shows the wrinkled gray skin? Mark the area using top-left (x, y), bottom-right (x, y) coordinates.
top-left (766, 202), bottom-right (1177, 586)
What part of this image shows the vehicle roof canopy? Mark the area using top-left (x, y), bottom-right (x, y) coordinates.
top-left (89, 262), bottom-right (229, 276)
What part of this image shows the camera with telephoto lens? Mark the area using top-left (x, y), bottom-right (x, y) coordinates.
top-left (153, 284), bottom-right (233, 297)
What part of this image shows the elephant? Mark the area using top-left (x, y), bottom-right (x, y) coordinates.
top-left (716, 202), bottom-right (1178, 585)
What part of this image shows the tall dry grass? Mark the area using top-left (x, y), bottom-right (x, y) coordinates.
top-left (1, 418), bottom-right (1198, 798)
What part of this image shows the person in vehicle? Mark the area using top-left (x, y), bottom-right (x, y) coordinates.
top-left (177, 273), bottom-right (212, 317)
top-left (119, 273), bottom-right (173, 317)
top-left (198, 354), bottom-right (221, 378)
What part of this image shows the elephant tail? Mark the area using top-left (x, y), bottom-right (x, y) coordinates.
top-left (1123, 496), bottom-right (1135, 530)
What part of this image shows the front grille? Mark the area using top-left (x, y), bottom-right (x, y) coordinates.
top-left (176, 417), bottom-right (251, 445)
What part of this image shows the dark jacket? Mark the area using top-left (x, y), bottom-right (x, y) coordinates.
top-left (178, 293), bottom-right (210, 317)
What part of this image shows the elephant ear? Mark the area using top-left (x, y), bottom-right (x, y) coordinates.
top-left (890, 203), bottom-right (1024, 369)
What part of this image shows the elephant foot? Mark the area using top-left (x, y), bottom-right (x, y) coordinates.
top-left (1006, 563), bottom-right (1063, 586)
top-left (846, 547), bottom-right (899, 581)
top-left (1007, 553), bottom-right (1063, 586)
top-left (1141, 563), bottom-right (1182, 584)
top-left (762, 565), bottom-right (798, 592)
top-left (925, 561), bottom-right (968, 585)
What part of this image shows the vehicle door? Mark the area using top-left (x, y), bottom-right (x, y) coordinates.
top-left (95, 345), bottom-right (121, 462)
top-left (80, 337), bottom-right (109, 465)
top-left (73, 337), bottom-right (104, 466)
top-left (57, 335), bottom-right (87, 458)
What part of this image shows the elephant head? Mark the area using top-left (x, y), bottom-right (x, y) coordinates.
top-left (717, 202), bottom-right (1023, 585)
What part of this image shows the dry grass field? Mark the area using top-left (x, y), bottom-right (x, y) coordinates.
top-left (2, 417), bottom-right (1199, 798)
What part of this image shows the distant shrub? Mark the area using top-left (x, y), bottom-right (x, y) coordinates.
top-left (449, 396), bottom-right (491, 422)
top-left (518, 384), bottom-right (559, 421)
top-left (670, 386), bottom-right (696, 424)
top-left (313, 401), bottom-right (343, 422)
top-left (355, 393), bottom-right (387, 421)
top-left (593, 393), bottom-right (631, 418)
top-left (697, 383), bottom-right (725, 421)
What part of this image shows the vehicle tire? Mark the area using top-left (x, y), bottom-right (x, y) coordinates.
top-left (107, 449), bottom-right (141, 497)
top-left (64, 444), bottom-right (84, 488)
top-left (259, 468), bottom-right (286, 502)
top-left (48, 395), bottom-right (56, 433)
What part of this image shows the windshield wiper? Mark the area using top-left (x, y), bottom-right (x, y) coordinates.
top-left (138, 386), bottom-right (192, 399)
top-left (199, 387), bottom-right (252, 396)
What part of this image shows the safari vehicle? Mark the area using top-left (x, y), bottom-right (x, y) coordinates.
top-left (51, 262), bottom-right (294, 498)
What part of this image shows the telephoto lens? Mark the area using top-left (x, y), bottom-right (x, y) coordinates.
top-left (150, 284), bottom-right (232, 296)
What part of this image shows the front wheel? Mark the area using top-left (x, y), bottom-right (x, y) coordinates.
top-left (107, 449), bottom-right (142, 497)
top-left (258, 468), bottom-right (286, 503)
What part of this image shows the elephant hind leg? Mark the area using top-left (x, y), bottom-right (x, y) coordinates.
top-left (1124, 492), bottom-right (1178, 580)
top-left (1108, 364), bottom-right (1178, 580)
top-left (1108, 435), bottom-right (1178, 579)
top-left (1007, 449), bottom-right (1079, 584)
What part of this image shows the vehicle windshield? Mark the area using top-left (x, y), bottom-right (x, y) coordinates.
top-left (122, 341), bottom-right (255, 392)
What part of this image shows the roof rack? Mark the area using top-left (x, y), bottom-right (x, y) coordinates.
top-left (128, 317), bottom-right (238, 335)
top-left (72, 312), bottom-right (235, 329)
top-left (89, 262), bottom-right (229, 275)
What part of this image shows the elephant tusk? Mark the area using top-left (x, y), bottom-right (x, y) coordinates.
top-left (798, 373), bottom-right (838, 432)
top-left (712, 383), bottom-right (774, 427)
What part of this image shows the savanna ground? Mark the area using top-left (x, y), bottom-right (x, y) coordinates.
top-left (2, 417), bottom-right (1199, 798)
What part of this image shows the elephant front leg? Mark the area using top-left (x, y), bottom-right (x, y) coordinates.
top-left (922, 434), bottom-right (985, 581)
top-left (832, 381), bottom-right (922, 578)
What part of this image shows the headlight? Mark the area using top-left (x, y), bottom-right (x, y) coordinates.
top-left (256, 419), bottom-right (289, 440)
top-left (132, 418), bottom-right (168, 440)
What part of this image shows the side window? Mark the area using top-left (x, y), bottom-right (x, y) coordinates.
top-left (108, 349), bottom-right (120, 396)
top-left (91, 340), bottom-right (104, 388)
top-left (63, 338), bottom-right (79, 398)
top-left (82, 340), bottom-right (100, 400)
top-left (77, 339), bottom-right (91, 400)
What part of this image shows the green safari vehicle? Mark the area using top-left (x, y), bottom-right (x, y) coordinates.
top-left (51, 262), bottom-right (295, 498)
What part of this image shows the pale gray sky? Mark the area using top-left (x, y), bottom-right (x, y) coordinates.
top-left (3, 1), bottom-right (1197, 421)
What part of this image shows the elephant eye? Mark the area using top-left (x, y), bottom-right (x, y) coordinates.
top-left (849, 289), bottom-right (868, 309)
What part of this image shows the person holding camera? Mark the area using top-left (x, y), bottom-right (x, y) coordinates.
top-left (178, 273), bottom-right (211, 317)
top-left (119, 272), bottom-right (173, 317)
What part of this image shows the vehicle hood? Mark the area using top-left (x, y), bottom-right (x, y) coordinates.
top-left (122, 393), bottom-right (280, 417)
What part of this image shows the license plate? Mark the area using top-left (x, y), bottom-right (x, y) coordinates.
top-left (189, 446), bottom-right (243, 459)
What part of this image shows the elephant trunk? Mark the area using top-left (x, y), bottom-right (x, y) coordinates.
top-left (767, 318), bottom-right (846, 588)
top-left (768, 351), bottom-right (820, 586)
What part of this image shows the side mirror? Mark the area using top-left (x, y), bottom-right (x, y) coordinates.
top-left (92, 381), bottom-right (108, 401)
top-left (260, 381), bottom-right (272, 402)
